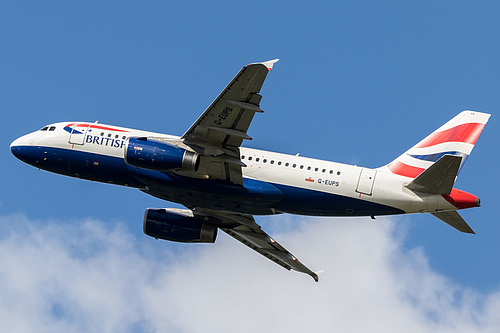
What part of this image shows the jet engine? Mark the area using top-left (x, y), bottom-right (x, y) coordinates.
top-left (143, 208), bottom-right (217, 243)
top-left (125, 137), bottom-right (199, 171)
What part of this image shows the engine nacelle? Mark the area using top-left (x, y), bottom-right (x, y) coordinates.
top-left (143, 208), bottom-right (217, 243)
top-left (125, 137), bottom-right (199, 171)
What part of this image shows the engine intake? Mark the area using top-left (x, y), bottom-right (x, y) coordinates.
top-left (143, 208), bottom-right (217, 243)
top-left (125, 137), bottom-right (199, 171)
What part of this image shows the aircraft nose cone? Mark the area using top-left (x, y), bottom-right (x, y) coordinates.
top-left (10, 136), bottom-right (21, 148)
top-left (10, 135), bottom-right (36, 163)
top-left (11, 142), bottom-right (27, 161)
top-left (10, 137), bottom-right (24, 159)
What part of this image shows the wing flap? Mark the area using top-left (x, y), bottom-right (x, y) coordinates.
top-left (180, 60), bottom-right (277, 185)
top-left (221, 228), bottom-right (293, 270)
top-left (182, 60), bottom-right (276, 148)
top-left (201, 126), bottom-right (252, 140)
top-left (182, 99), bottom-right (258, 149)
top-left (221, 227), bottom-right (320, 281)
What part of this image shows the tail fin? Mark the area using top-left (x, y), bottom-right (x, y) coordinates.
top-left (381, 110), bottom-right (490, 178)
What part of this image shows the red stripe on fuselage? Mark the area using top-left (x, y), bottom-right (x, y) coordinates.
top-left (414, 123), bottom-right (485, 149)
top-left (66, 123), bottom-right (128, 132)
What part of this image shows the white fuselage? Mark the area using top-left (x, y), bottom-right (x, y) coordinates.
top-left (10, 121), bottom-right (461, 217)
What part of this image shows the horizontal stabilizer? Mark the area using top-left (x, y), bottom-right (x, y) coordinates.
top-left (406, 155), bottom-right (462, 195)
top-left (431, 211), bottom-right (475, 234)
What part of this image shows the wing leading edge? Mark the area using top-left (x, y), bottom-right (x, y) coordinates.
top-left (191, 207), bottom-right (322, 281)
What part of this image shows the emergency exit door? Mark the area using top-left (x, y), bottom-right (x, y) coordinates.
top-left (356, 168), bottom-right (377, 195)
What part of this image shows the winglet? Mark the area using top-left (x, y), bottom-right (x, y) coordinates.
top-left (311, 270), bottom-right (326, 282)
top-left (250, 59), bottom-right (280, 71)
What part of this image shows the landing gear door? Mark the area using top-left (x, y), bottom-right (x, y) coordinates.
top-left (68, 123), bottom-right (90, 145)
top-left (356, 168), bottom-right (377, 196)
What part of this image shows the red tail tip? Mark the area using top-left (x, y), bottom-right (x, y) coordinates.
top-left (443, 189), bottom-right (480, 210)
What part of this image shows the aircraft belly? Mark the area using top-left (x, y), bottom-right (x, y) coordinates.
top-left (270, 182), bottom-right (404, 216)
top-left (133, 167), bottom-right (403, 216)
top-left (131, 169), bottom-right (283, 215)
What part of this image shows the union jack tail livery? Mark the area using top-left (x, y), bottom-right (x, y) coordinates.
top-left (383, 111), bottom-right (490, 179)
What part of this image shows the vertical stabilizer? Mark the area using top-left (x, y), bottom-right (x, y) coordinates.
top-left (380, 111), bottom-right (490, 178)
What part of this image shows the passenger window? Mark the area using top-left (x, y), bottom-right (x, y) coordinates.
top-left (292, 164), bottom-right (296, 168)
top-left (278, 161), bottom-right (282, 166)
top-left (285, 163), bottom-right (289, 167)
top-left (100, 132), bottom-right (104, 136)
top-left (248, 157), bottom-right (252, 161)
top-left (115, 135), bottom-right (119, 138)
top-left (241, 155), bottom-right (245, 160)
top-left (307, 166), bottom-right (311, 170)
top-left (315, 167), bottom-right (319, 172)
top-left (270, 160), bottom-right (274, 164)
top-left (122, 136), bottom-right (126, 140)
top-left (322, 169), bottom-right (326, 173)
top-left (329, 170), bottom-right (333, 174)
top-left (263, 159), bottom-right (267, 163)
top-left (107, 133), bottom-right (111, 137)
top-left (256, 158), bottom-right (260, 162)
top-left (300, 165), bottom-right (304, 169)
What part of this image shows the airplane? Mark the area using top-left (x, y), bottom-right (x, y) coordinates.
top-left (10, 59), bottom-right (490, 282)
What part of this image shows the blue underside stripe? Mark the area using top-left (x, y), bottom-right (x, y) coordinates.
top-left (270, 182), bottom-right (403, 216)
top-left (12, 145), bottom-right (404, 217)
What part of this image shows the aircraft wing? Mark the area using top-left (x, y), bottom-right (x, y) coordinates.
top-left (181, 59), bottom-right (278, 184)
top-left (191, 207), bottom-right (321, 281)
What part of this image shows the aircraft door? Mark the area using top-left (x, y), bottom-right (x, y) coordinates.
top-left (68, 123), bottom-right (90, 145)
top-left (356, 168), bottom-right (377, 196)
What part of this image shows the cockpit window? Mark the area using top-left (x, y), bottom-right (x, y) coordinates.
top-left (40, 127), bottom-right (49, 131)
top-left (49, 126), bottom-right (56, 131)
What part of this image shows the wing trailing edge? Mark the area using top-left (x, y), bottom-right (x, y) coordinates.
top-left (180, 59), bottom-right (278, 184)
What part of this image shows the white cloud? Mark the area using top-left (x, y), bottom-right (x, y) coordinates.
top-left (0, 213), bottom-right (499, 333)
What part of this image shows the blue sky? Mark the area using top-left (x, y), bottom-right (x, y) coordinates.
top-left (2, 1), bottom-right (500, 332)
